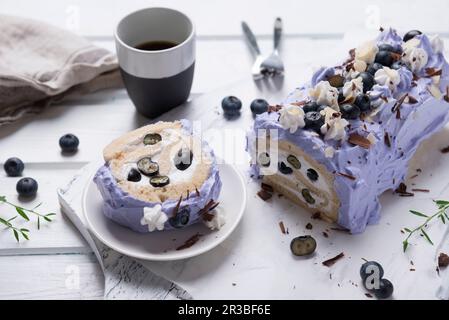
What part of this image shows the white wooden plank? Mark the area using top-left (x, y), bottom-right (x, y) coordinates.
top-left (0, 253), bottom-right (104, 300)
top-left (1, 0), bottom-right (449, 37)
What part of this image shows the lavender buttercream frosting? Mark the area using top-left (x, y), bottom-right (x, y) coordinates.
top-left (248, 29), bottom-right (449, 233)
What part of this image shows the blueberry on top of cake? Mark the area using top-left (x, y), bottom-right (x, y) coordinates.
top-left (248, 28), bottom-right (449, 233)
top-left (94, 120), bottom-right (223, 233)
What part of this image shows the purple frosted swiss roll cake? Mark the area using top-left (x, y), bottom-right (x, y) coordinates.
top-left (248, 28), bottom-right (449, 233)
top-left (94, 120), bottom-right (224, 233)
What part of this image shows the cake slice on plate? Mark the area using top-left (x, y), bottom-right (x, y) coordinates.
top-left (248, 28), bottom-right (449, 233)
top-left (94, 120), bottom-right (224, 233)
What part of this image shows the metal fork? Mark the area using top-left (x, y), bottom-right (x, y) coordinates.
top-left (241, 21), bottom-right (266, 80)
top-left (260, 18), bottom-right (284, 76)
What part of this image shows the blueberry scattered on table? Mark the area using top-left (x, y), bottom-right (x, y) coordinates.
top-left (290, 235), bottom-right (317, 256)
top-left (373, 279), bottom-right (394, 299)
top-left (359, 72), bottom-right (375, 92)
top-left (340, 104), bottom-right (361, 120)
top-left (222, 96), bottom-right (242, 117)
top-left (367, 62), bottom-right (384, 76)
top-left (360, 261), bottom-right (393, 299)
top-left (354, 94), bottom-right (372, 112)
top-left (4, 157), bottom-right (24, 177)
top-left (304, 111), bottom-right (324, 133)
top-left (375, 51), bottom-right (394, 67)
top-left (360, 261), bottom-right (384, 281)
top-left (250, 99), bottom-right (269, 115)
top-left (403, 30), bottom-right (422, 43)
top-left (127, 168), bottom-right (142, 182)
top-left (59, 134), bottom-right (79, 153)
top-left (302, 102), bottom-right (319, 113)
top-left (169, 207), bottom-right (190, 228)
top-left (16, 177), bottom-right (38, 197)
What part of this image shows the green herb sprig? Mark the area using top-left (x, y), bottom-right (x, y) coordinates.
top-left (403, 200), bottom-right (449, 252)
top-left (0, 195), bottom-right (55, 242)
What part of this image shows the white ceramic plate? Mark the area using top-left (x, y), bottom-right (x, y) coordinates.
top-left (82, 163), bottom-right (246, 261)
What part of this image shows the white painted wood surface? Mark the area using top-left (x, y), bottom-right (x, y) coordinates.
top-left (1, 0), bottom-right (449, 299)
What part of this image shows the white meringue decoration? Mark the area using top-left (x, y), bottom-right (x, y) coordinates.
top-left (320, 107), bottom-right (349, 141)
top-left (354, 60), bottom-right (367, 72)
top-left (204, 211), bottom-right (226, 230)
top-left (309, 81), bottom-right (339, 109)
top-left (403, 43), bottom-right (428, 73)
top-left (279, 104), bottom-right (305, 134)
top-left (374, 67), bottom-right (401, 91)
top-left (140, 205), bottom-right (168, 232)
top-left (342, 77), bottom-right (364, 98)
top-left (430, 35), bottom-right (444, 54)
top-left (355, 41), bottom-right (379, 64)
top-left (324, 146), bottom-right (335, 158)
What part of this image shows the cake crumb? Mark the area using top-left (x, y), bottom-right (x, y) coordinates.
top-left (279, 221), bottom-right (287, 235)
top-left (257, 190), bottom-right (272, 201)
top-left (322, 252), bottom-right (345, 267)
top-left (438, 253), bottom-right (449, 268)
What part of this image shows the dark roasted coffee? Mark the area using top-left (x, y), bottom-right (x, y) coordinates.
top-left (135, 40), bottom-right (178, 51)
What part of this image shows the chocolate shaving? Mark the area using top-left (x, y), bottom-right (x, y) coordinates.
top-left (202, 212), bottom-right (215, 222)
top-left (306, 223), bottom-right (313, 230)
top-left (322, 252), bottom-right (345, 267)
top-left (365, 293), bottom-right (373, 298)
top-left (195, 187), bottom-right (201, 196)
top-left (408, 96), bottom-right (418, 104)
top-left (311, 212), bottom-right (322, 220)
top-left (441, 146), bottom-right (449, 154)
top-left (380, 96), bottom-right (389, 103)
top-left (261, 183), bottom-right (274, 193)
top-left (411, 188), bottom-right (430, 193)
top-left (322, 232), bottom-right (329, 238)
top-left (444, 87), bottom-right (449, 103)
top-left (176, 233), bottom-right (202, 250)
top-left (279, 221), bottom-right (287, 234)
top-left (185, 190), bottom-right (190, 200)
top-left (438, 253), bottom-right (449, 268)
top-left (392, 94), bottom-right (408, 117)
top-left (348, 133), bottom-right (371, 149)
top-left (395, 183), bottom-right (414, 197)
top-left (198, 199), bottom-right (219, 216)
top-left (172, 196), bottom-right (183, 218)
top-left (425, 68), bottom-right (443, 77)
top-left (337, 172), bottom-right (357, 181)
top-left (330, 227), bottom-right (350, 233)
top-left (257, 189), bottom-right (272, 201)
top-left (268, 105), bottom-right (282, 113)
top-left (384, 132), bottom-right (391, 148)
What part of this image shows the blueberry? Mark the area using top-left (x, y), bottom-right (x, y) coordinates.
top-left (304, 111), bottom-right (324, 132)
top-left (375, 51), bottom-right (394, 67)
top-left (4, 157), bottom-right (24, 177)
top-left (374, 279), bottom-right (394, 299)
top-left (338, 88), bottom-right (346, 104)
top-left (287, 155), bottom-right (301, 169)
top-left (307, 168), bottom-right (319, 182)
top-left (354, 94), bottom-right (372, 112)
top-left (150, 175), bottom-right (170, 188)
top-left (301, 189), bottom-right (315, 204)
top-left (403, 30), bottom-right (422, 43)
top-left (360, 261), bottom-right (384, 281)
top-left (367, 62), bottom-right (384, 76)
top-left (391, 61), bottom-right (406, 70)
top-left (137, 157), bottom-right (159, 176)
top-left (222, 96), bottom-right (242, 116)
top-left (143, 133), bottom-right (162, 145)
top-left (127, 168), bottom-right (141, 182)
top-left (278, 162), bottom-right (293, 175)
top-left (250, 99), bottom-right (269, 115)
top-left (303, 102), bottom-right (319, 113)
top-left (257, 152), bottom-right (270, 167)
top-left (169, 207), bottom-right (190, 228)
top-left (59, 134), bottom-right (79, 153)
top-left (174, 147), bottom-right (193, 171)
top-left (340, 104), bottom-right (361, 120)
top-left (16, 177), bottom-right (38, 197)
top-left (290, 236), bottom-right (317, 256)
top-left (378, 43), bottom-right (402, 54)
top-left (359, 72), bottom-right (375, 92)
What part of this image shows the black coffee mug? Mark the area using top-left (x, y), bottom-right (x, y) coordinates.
top-left (115, 7), bottom-right (195, 118)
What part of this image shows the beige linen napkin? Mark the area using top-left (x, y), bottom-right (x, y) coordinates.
top-left (0, 14), bottom-right (123, 126)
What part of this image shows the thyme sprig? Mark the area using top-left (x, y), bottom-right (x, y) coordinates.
top-left (0, 195), bottom-right (55, 242)
top-left (403, 200), bottom-right (449, 252)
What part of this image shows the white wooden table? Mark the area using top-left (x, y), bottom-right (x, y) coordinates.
top-left (1, 0), bottom-right (449, 299)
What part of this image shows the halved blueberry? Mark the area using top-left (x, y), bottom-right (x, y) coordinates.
top-left (301, 189), bottom-right (315, 204)
top-left (287, 155), bottom-right (301, 169)
top-left (359, 72), bottom-right (375, 92)
top-left (150, 175), bottom-right (170, 188)
top-left (143, 133), bottom-right (162, 145)
top-left (127, 168), bottom-right (142, 182)
top-left (169, 207), bottom-right (190, 228)
top-left (354, 94), bottom-right (372, 112)
top-left (375, 51), bottom-right (394, 67)
top-left (290, 236), bottom-right (317, 256)
top-left (258, 152), bottom-right (271, 167)
top-left (278, 162), bottom-right (293, 175)
top-left (4, 157), bottom-right (24, 177)
top-left (174, 147), bottom-right (193, 171)
top-left (340, 104), bottom-right (361, 120)
top-left (137, 157), bottom-right (159, 176)
top-left (307, 168), bottom-right (319, 182)
top-left (250, 99), bottom-right (269, 115)
top-left (16, 177), bottom-right (38, 197)
top-left (403, 30), bottom-right (422, 42)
